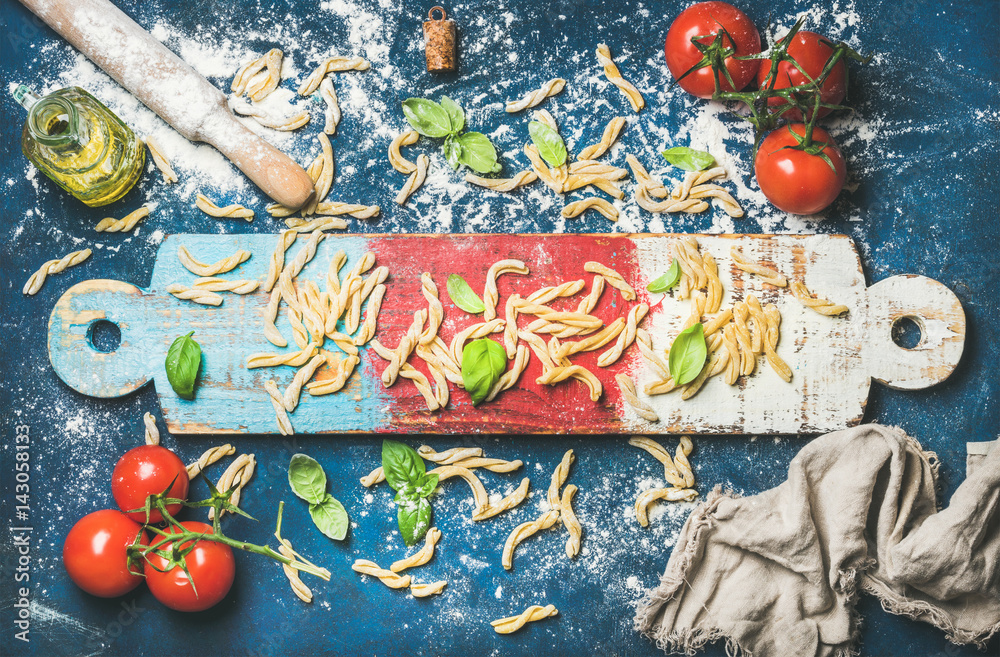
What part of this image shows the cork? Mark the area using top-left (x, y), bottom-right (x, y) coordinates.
top-left (423, 7), bottom-right (456, 73)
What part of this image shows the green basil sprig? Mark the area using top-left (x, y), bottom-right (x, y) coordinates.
top-left (288, 454), bottom-right (349, 541)
top-left (381, 440), bottom-right (439, 546)
top-left (165, 331), bottom-right (202, 400)
top-left (668, 323), bottom-right (707, 386)
top-left (446, 274), bottom-right (486, 314)
top-left (647, 260), bottom-right (682, 293)
top-left (401, 96), bottom-right (501, 174)
top-left (528, 121), bottom-right (567, 168)
top-left (661, 147), bottom-right (716, 172)
top-left (461, 338), bottom-right (507, 406)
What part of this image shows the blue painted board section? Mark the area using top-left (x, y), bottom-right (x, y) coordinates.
top-left (1, 0), bottom-right (998, 656)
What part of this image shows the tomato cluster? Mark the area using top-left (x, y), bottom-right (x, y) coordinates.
top-left (63, 444), bottom-right (235, 612)
top-left (664, 1), bottom-right (853, 215)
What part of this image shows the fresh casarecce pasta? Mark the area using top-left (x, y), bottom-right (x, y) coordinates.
top-left (505, 77), bottom-right (565, 113)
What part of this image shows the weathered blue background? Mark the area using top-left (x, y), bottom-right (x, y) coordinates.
top-left (1, 0), bottom-right (998, 656)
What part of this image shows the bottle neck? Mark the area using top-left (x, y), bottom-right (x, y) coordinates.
top-left (26, 95), bottom-right (87, 148)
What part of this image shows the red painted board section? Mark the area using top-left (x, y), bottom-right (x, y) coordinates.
top-left (358, 234), bottom-right (645, 434)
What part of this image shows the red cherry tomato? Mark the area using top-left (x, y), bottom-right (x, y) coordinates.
top-left (757, 30), bottom-right (847, 121)
top-left (664, 1), bottom-right (762, 99)
top-left (754, 124), bottom-right (846, 215)
top-left (112, 445), bottom-right (189, 524)
top-left (145, 521), bottom-right (236, 612)
top-left (63, 510), bottom-right (148, 598)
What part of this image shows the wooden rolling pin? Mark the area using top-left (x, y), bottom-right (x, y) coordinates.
top-left (20, 0), bottom-right (315, 210)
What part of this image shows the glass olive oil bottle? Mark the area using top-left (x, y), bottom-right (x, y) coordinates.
top-left (14, 85), bottom-right (144, 207)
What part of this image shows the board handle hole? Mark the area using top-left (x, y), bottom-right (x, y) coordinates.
top-left (87, 319), bottom-right (122, 353)
top-left (891, 315), bottom-right (923, 350)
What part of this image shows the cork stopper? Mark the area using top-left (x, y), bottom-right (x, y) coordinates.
top-left (423, 7), bottom-right (457, 73)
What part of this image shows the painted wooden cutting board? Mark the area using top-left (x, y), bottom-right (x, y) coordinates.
top-left (46, 233), bottom-right (965, 435)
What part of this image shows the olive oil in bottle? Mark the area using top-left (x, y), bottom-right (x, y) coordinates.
top-left (14, 85), bottom-right (144, 207)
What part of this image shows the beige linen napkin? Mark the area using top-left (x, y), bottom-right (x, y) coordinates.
top-left (635, 424), bottom-right (1000, 656)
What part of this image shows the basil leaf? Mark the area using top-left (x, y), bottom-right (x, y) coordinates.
top-left (165, 331), bottom-right (201, 400)
top-left (440, 95), bottom-right (465, 134)
top-left (381, 439), bottom-right (426, 492)
top-left (668, 323), bottom-right (708, 386)
top-left (661, 147), bottom-right (716, 172)
top-left (528, 121), bottom-right (567, 168)
top-left (416, 472), bottom-right (439, 498)
top-left (461, 338), bottom-right (506, 406)
top-left (397, 496), bottom-right (432, 547)
top-left (447, 274), bottom-right (486, 314)
top-left (287, 454), bottom-right (327, 505)
top-left (456, 131), bottom-right (501, 174)
top-left (647, 260), bottom-right (682, 293)
top-left (443, 135), bottom-right (463, 170)
top-left (401, 98), bottom-right (452, 138)
top-left (309, 494), bottom-right (349, 541)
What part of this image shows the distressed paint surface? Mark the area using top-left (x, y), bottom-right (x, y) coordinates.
top-left (48, 233), bottom-right (964, 435)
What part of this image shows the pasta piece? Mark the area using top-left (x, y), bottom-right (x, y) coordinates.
top-left (195, 194), bottom-right (253, 221)
top-left (503, 294), bottom-right (521, 358)
top-left (278, 540), bottom-right (312, 603)
top-left (492, 604), bottom-right (559, 634)
top-left (485, 343), bottom-right (530, 402)
top-left (283, 216), bottom-right (350, 232)
top-left (583, 261), bottom-right (635, 300)
top-left (702, 308), bottom-right (733, 339)
top-left (246, 345), bottom-right (318, 369)
top-left (472, 478), bottom-right (531, 521)
top-left (230, 99), bottom-right (310, 131)
top-left (231, 52), bottom-right (268, 95)
top-left (144, 136), bottom-right (178, 183)
top-left (523, 144), bottom-right (564, 194)
top-left (380, 309), bottom-right (427, 386)
top-left (763, 303), bottom-right (793, 382)
top-left (636, 329), bottom-right (671, 381)
top-left (263, 230), bottom-right (297, 293)
top-left (567, 160), bottom-right (628, 177)
top-left (351, 559), bottom-right (411, 589)
top-left (298, 56), bottom-right (370, 97)
top-left (672, 166), bottom-right (727, 200)
top-left (596, 44), bottom-right (645, 112)
top-left (688, 183), bottom-right (744, 217)
top-left (505, 77), bottom-right (566, 113)
top-left (23, 249), bottom-right (91, 295)
top-left (547, 449), bottom-right (575, 510)
top-left (410, 581), bottom-right (447, 597)
top-left (730, 246), bottom-right (788, 287)
top-left (390, 527), bottom-right (442, 573)
top-left (209, 453), bottom-right (255, 519)
top-left (681, 343), bottom-right (727, 400)
top-left (283, 354), bottom-right (327, 412)
top-left (598, 303), bottom-right (648, 366)
top-left (450, 319), bottom-right (505, 365)
top-left (352, 284), bottom-right (386, 346)
top-left (185, 444), bottom-right (235, 478)
top-left (628, 437), bottom-right (686, 488)
top-left (561, 484), bottom-right (582, 559)
top-left (577, 275), bottom-right (605, 314)
top-left (562, 197), bottom-right (619, 221)
top-left (142, 412), bottom-right (159, 446)
top-left (313, 201), bottom-right (380, 219)
top-left (177, 246), bottom-right (250, 277)
top-left (703, 251), bottom-right (723, 314)
top-left (419, 273), bottom-right (444, 345)
top-left (395, 154), bottom-right (429, 206)
top-left (429, 465), bottom-right (490, 516)
top-left (165, 283), bottom-right (223, 306)
top-left (676, 238), bottom-right (707, 290)
top-left (791, 281), bottom-right (849, 316)
top-left (635, 185), bottom-right (709, 214)
top-left (561, 174), bottom-right (624, 198)
top-left (389, 130), bottom-right (420, 174)
top-left (360, 468), bottom-right (385, 487)
top-left (283, 229), bottom-right (325, 280)
top-left (192, 277), bottom-right (259, 294)
top-left (483, 259), bottom-right (530, 321)
top-left (318, 78), bottom-right (341, 135)
top-left (674, 436), bottom-right (695, 489)
top-left (501, 510), bottom-right (560, 570)
top-left (246, 48), bottom-right (283, 102)
top-left (95, 206), bottom-right (150, 232)
top-left (745, 294), bottom-right (767, 353)
top-left (536, 365), bottom-right (603, 401)
top-left (722, 324), bottom-right (741, 386)
top-left (624, 154), bottom-right (668, 198)
top-left (464, 170), bottom-right (538, 192)
top-left (306, 354), bottom-right (360, 397)
top-left (265, 380), bottom-right (294, 436)
top-left (616, 374), bottom-right (659, 422)
top-left (732, 302), bottom-right (756, 376)
top-left (399, 363), bottom-right (441, 412)
top-left (635, 487), bottom-right (699, 527)
top-left (578, 116), bottom-right (627, 160)
top-left (417, 446), bottom-right (483, 464)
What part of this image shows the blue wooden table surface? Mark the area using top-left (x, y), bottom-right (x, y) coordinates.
top-left (1, 0), bottom-right (998, 655)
